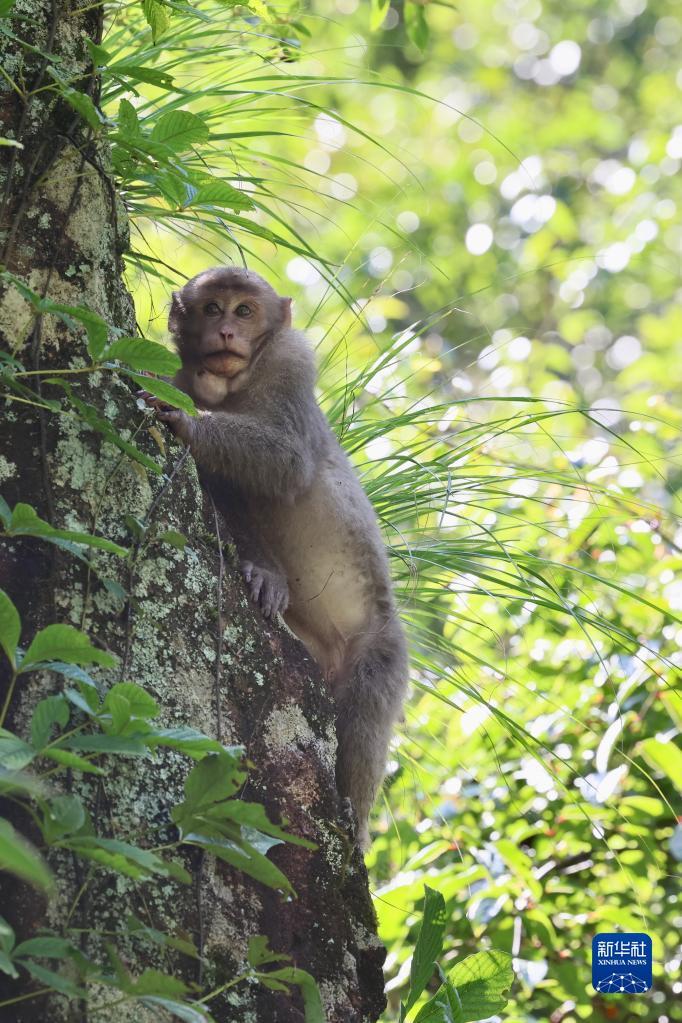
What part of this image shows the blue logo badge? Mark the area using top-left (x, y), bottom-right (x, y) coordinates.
top-left (592, 933), bottom-right (652, 994)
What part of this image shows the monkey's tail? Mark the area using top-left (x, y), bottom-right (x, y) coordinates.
top-left (334, 624), bottom-right (408, 850)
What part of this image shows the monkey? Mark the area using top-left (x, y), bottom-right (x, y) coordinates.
top-left (140, 266), bottom-right (408, 849)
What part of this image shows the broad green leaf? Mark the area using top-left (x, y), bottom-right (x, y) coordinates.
top-left (36, 298), bottom-right (108, 358)
top-left (7, 502), bottom-right (127, 556)
top-left (0, 137), bottom-right (22, 148)
top-left (0, 951), bottom-right (18, 978)
top-left (22, 960), bottom-right (84, 996)
top-left (415, 950), bottom-right (514, 1023)
top-left (370, 0), bottom-right (390, 30)
top-left (0, 818), bottom-right (53, 891)
top-left (200, 800), bottom-right (315, 849)
top-left (0, 766), bottom-right (46, 796)
top-left (149, 110), bottom-right (209, 152)
top-left (157, 529), bottom-right (187, 549)
top-left (44, 794), bottom-right (86, 841)
top-left (261, 967), bottom-right (325, 1023)
top-left (127, 371), bottom-right (197, 414)
top-left (14, 936), bottom-right (74, 959)
top-left (21, 624), bottom-right (116, 671)
top-left (403, 885), bottom-right (447, 1014)
top-left (0, 914), bottom-right (14, 953)
top-left (148, 727), bottom-right (231, 759)
top-left (173, 751), bottom-right (246, 828)
top-left (640, 738), bottom-right (682, 788)
top-left (104, 337), bottom-right (180, 375)
top-left (86, 38), bottom-right (110, 67)
top-left (65, 836), bottom-right (184, 881)
top-left (0, 588), bottom-right (20, 668)
top-left (60, 87), bottom-right (103, 131)
top-left (138, 998), bottom-right (212, 1023)
top-left (0, 496), bottom-right (10, 525)
top-left (404, 3), bottom-right (429, 50)
top-left (117, 97), bottom-right (141, 136)
top-left (63, 734), bottom-right (147, 755)
top-left (186, 179), bottom-right (254, 212)
top-left (0, 730), bottom-right (35, 770)
top-left (42, 747), bottom-right (104, 775)
top-left (248, 934), bottom-right (290, 968)
top-left (31, 694), bottom-right (69, 749)
top-left (0, 0), bottom-right (16, 18)
top-left (109, 64), bottom-right (174, 90)
top-left (142, 0), bottom-right (171, 42)
top-left (104, 682), bottom-right (159, 722)
top-left (186, 833), bottom-right (294, 894)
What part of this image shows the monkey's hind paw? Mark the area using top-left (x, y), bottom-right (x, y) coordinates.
top-left (241, 562), bottom-right (289, 619)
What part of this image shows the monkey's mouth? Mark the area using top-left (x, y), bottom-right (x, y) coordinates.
top-left (201, 349), bottom-right (248, 377)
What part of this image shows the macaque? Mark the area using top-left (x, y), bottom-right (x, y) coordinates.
top-left (142, 266), bottom-right (408, 849)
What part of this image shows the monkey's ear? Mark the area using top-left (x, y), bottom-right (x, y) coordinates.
top-left (280, 296), bottom-right (293, 328)
top-left (168, 291), bottom-right (184, 336)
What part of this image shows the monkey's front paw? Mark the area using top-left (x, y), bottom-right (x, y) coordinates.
top-left (241, 562), bottom-right (289, 619)
top-left (157, 407), bottom-right (193, 443)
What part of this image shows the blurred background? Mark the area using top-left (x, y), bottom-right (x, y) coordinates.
top-left (108, 0), bottom-right (682, 1019)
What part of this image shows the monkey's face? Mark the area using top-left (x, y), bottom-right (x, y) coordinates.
top-left (169, 267), bottom-right (291, 398)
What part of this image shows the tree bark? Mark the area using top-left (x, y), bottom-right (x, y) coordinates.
top-left (0, 3), bottom-right (386, 1021)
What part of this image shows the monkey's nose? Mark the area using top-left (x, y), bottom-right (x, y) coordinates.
top-left (219, 326), bottom-right (234, 341)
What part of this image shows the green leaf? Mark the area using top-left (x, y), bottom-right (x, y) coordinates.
top-left (138, 998), bottom-right (212, 1023)
top-left (0, 914), bottom-right (15, 954)
top-left (21, 624), bottom-right (116, 671)
top-left (202, 800), bottom-right (316, 849)
top-left (50, 382), bottom-right (162, 475)
top-left (117, 97), bottom-right (141, 136)
top-left (104, 337), bottom-right (180, 375)
top-left (31, 694), bottom-right (69, 749)
top-left (0, 137), bottom-right (22, 148)
top-left (261, 967), bottom-right (326, 1023)
top-left (248, 934), bottom-right (290, 968)
top-left (44, 794), bottom-right (86, 841)
top-left (65, 836), bottom-right (183, 881)
top-left (640, 738), bottom-right (682, 788)
top-left (103, 682), bottom-right (159, 723)
top-left (14, 936), bottom-right (74, 959)
top-left (142, 0), bottom-right (172, 42)
top-left (86, 38), bottom-right (111, 67)
top-left (127, 371), bottom-right (197, 414)
top-left (7, 502), bottom-right (127, 556)
top-left (185, 179), bottom-right (254, 213)
top-left (157, 529), bottom-right (187, 549)
top-left (370, 0), bottom-right (391, 30)
top-left (404, 2), bottom-right (429, 50)
top-left (186, 833), bottom-right (294, 895)
top-left (109, 63), bottom-right (175, 90)
top-left (29, 297), bottom-right (109, 358)
top-left (42, 747), bottom-right (104, 775)
top-left (63, 734), bottom-right (147, 755)
top-left (414, 951), bottom-right (514, 1023)
top-left (61, 87), bottom-right (103, 131)
top-left (0, 0), bottom-right (16, 18)
top-left (0, 588), bottom-right (20, 669)
top-left (149, 110), bottom-right (209, 152)
top-left (0, 951), bottom-right (18, 978)
top-left (22, 960), bottom-right (85, 996)
top-left (0, 496), bottom-right (11, 526)
top-left (147, 727), bottom-right (231, 759)
top-left (0, 730), bottom-right (36, 770)
top-left (0, 818), bottom-right (53, 891)
top-left (403, 885), bottom-right (447, 1014)
top-left (172, 751), bottom-right (246, 830)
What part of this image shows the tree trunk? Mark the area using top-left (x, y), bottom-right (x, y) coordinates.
top-left (0, 3), bottom-right (386, 1021)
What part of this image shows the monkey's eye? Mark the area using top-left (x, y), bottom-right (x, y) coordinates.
top-left (204, 302), bottom-right (222, 316)
top-left (234, 304), bottom-right (252, 318)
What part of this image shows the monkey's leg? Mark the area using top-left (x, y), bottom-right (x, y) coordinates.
top-left (334, 625), bottom-right (408, 849)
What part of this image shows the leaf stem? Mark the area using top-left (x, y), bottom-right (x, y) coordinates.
top-left (0, 670), bottom-right (18, 727)
top-left (0, 987), bottom-right (51, 1008)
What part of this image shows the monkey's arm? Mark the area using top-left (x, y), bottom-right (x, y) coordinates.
top-left (154, 403), bottom-right (318, 498)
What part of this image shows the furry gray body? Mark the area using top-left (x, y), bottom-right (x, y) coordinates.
top-left (173, 326), bottom-right (408, 847)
